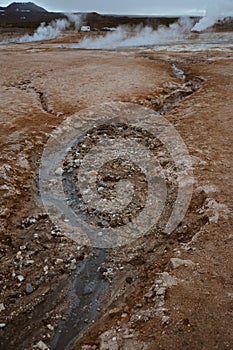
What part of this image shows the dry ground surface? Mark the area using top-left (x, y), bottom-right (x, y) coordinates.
top-left (0, 32), bottom-right (233, 350)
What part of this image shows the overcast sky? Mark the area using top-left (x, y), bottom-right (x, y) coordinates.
top-left (1, 0), bottom-right (208, 15)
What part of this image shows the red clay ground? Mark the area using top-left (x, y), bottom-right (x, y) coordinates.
top-left (0, 33), bottom-right (233, 350)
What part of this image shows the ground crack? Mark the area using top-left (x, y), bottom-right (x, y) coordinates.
top-left (155, 63), bottom-right (203, 114)
top-left (7, 79), bottom-right (65, 117)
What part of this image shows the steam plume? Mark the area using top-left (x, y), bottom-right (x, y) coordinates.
top-left (74, 17), bottom-right (194, 49)
top-left (1, 14), bottom-right (83, 44)
top-left (192, 0), bottom-right (233, 32)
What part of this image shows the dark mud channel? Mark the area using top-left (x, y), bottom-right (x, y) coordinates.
top-left (50, 249), bottom-right (109, 350)
top-left (49, 63), bottom-right (202, 349)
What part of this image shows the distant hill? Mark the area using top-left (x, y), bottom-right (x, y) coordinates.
top-left (0, 2), bottom-right (62, 27)
top-left (6, 2), bottom-right (47, 13)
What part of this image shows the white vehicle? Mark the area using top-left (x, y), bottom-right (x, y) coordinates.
top-left (80, 26), bottom-right (91, 32)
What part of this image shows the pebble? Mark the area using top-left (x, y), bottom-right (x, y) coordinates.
top-left (135, 303), bottom-right (142, 308)
top-left (47, 324), bottom-right (54, 331)
top-left (144, 290), bottom-right (155, 299)
top-left (25, 283), bottom-right (34, 294)
top-left (162, 316), bottom-right (170, 324)
top-left (17, 275), bottom-right (25, 283)
top-left (29, 217), bottom-right (37, 224)
top-left (16, 251), bottom-right (22, 259)
top-left (47, 271), bottom-right (57, 277)
top-left (24, 260), bottom-right (35, 266)
top-left (55, 259), bottom-right (63, 265)
top-left (50, 230), bottom-right (61, 237)
top-left (156, 287), bottom-right (166, 296)
top-left (0, 304), bottom-right (5, 313)
top-left (0, 323), bottom-right (6, 328)
top-left (34, 340), bottom-right (50, 350)
top-left (33, 233), bottom-right (39, 239)
top-left (55, 167), bottom-right (63, 176)
top-left (170, 258), bottom-right (194, 269)
top-left (83, 283), bottom-right (94, 295)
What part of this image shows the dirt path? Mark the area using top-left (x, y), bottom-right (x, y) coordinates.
top-left (0, 40), bottom-right (233, 350)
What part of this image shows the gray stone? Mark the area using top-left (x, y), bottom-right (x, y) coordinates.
top-left (55, 167), bottom-right (63, 176)
top-left (25, 283), bottom-right (34, 294)
top-left (171, 258), bottom-right (194, 269)
top-left (17, 275), bottom-right (25, 283)
top-left (156, 287), bottom-right (166, 296)
top-left (35, 340), bottom-right (50, 350)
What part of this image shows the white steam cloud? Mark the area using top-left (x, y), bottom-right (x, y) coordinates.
top-left (1, 14), bottom-right (83, 44)
top-left (74, 17), bottom-right (194, 49)
top-left (192, 0), bottom-right (233, 32)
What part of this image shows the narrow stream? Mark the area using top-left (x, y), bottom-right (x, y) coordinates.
top-left (49, 62), bottom-right (201, 350)
top-left (50, 249), bottom-right (109, 350)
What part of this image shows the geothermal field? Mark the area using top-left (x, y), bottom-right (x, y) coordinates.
top-left (0, 5), bottom-right (233, 350)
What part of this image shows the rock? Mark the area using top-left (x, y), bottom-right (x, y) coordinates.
top-left (33, 233), bottom-right (39, 239)
top-left (83, 283), bottom-right (95, 295)
top-left (29, 217), bottom-right (37, 224)
top-left (55, 167), bottom-right (63, 176)
top-left (144, 290), bottom-right (155, 299)
top-left (17, 275), bottom-right (25, 283)
top-left (16, 251), bottom-right (22, 259)
top-left (0, 304), bottom-right (5, 313)
top-left (156, 287), bottom-right (166, 296)
top-left (171, 258), bottom-right (194, 269)
top-left (47, 271), bottom-right (57, 277)
top-left (34, 340), bottom-right (50, 350)
top-left (25, 283), bottom-right (34, 294)
top-left (135, 303), bottom-right (142, 308)
top-left (162, 315), bottom-right (170, 324)
top-left (160, 272), bottom-right (177, 287)
top-left (24, 260), bottom-right (35, 266)
top-left (0, 323), bottom-right (6, 328)
top-left (47, 324), bottom-right (54, 331)
top-left (55, 258), bottom-right (64, 265)
top-left (50, 230), bottom-right (62, 237)
top-left (100, 330), bottom-right (118, 350)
